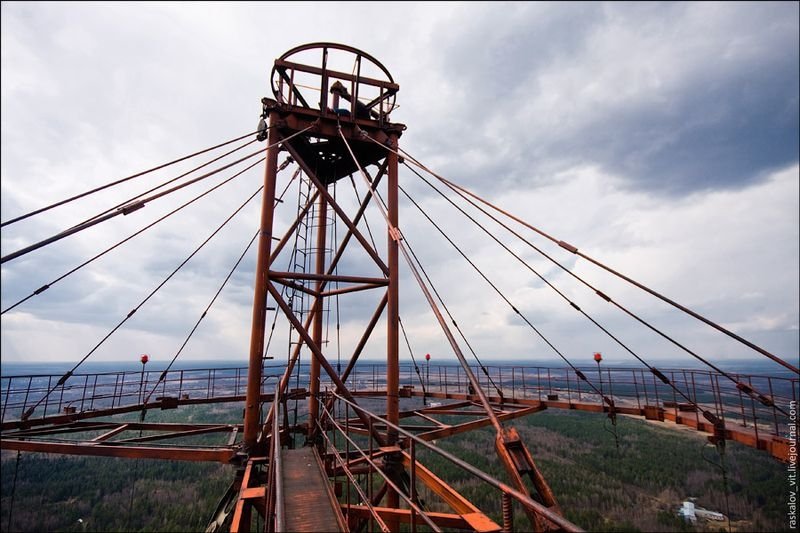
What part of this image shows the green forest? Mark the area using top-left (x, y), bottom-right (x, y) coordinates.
top-left (413, 410), bottom-right (790, 532)
top-left (0, 405), bottom-right (791, 532)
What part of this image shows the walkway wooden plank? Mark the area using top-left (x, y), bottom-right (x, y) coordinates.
top-left (282, 447), bottom-right (344, 532)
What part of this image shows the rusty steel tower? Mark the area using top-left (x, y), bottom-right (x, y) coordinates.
top-left (1, 42), bottom-right (796, 533)
top-left (234, 42), bottom-right (568, 532)
top-left (243, 42), bottom-right (404, 452)
top-left (241, 42), bottom-right (408, 529)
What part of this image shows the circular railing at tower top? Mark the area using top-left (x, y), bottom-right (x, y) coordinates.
top-left (270, 42), bottom-right (399, 123)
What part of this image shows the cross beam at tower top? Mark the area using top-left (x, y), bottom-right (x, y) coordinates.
top-left (257, 42), bottom-right (405, 184)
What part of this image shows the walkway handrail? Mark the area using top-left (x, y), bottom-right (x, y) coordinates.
top-left (315, 396), bottom-right (392, 532)
top-left (328, 390), bottom-right (584, 532)
top-left (3, 364), bottom-right (795, 446)
top-left (271, 385), bottom-right (285, 532)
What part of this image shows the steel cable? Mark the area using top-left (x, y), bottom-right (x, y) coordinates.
top-left (348, 174), bottom-right (380, 254)
top-left (402, 163), bottom-right (787, 416)
top-left (345, 158), bottom-right (505, 399)
top-left (142, 228), bottom-right (260, 406)
top-left (331, 390), bottom-right (582, 532)
top-left (2, 126), bottom-right (313, 265)
top-left (0, 129), bottom-right (261, 228)
top-left (336, 127), bottom-right (529, 433)
top-left (400, 232), bottom-right (506, 400)
top-left (6, 451), bottom-right (21, 532)
top-left (361, 134), bottom-right (789, 414)
top-left (66, 136), bottom-right (261, 232)
top-left (333, 181), bottom-right (342, 375)
top-left (398, 183), bottom-right (613, 406)
top-left (399, 147), bottom-right (796, 375)
top-left (21, 184), bottom-right (265, 421)
top-left (2, 157), bottom-right (266, 315)
top-left (398, 315), bottom-right (428, 397)
top-left (361, 135), bottom-right (796, 375)
top-left (0, 147), bottom-right (264, 264)
top-left (701, 441), bottom-right (733, 533)
top-left (405, 163), bottom-right (724, 421)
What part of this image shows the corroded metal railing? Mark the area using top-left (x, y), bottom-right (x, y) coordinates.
top-left (3, 363), bottom-right (796, 449)
top-left (0, 365), bottom-right (282, 424)
top-left (317, 390), bottom-right (582, 532)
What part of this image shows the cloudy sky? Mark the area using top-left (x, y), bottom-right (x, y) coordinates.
top-left (1, 2), bottom-right (797, 376)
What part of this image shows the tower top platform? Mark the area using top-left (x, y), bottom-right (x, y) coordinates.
top-left (262, 43), bottom-right (406, 183)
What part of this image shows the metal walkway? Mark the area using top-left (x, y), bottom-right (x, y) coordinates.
top-left (282, 447), bottom-right (344, 532)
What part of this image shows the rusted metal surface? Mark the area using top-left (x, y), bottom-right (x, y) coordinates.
top-left (502, 492), bottom-right (513, 533)
top-left (399, 451), bottom-right (490, 517)
top-left (283, 142), bottom-right (389, 274)
top-left (328, 391), bottom-right (583, 532)
top-left (271, 43), bottom-right (399, 127)
top-left (0, 439), bottom-right (236, 462)
top-left (268, 185), bottom-right (320, 263)
top-left (3, 364), bottom-right (794, 459)
top-left (2, 421), bottom-right (238, 443)
top-left (256, 166), bottom-right (389, 438)
top-left (266, 283), bottom-right (386, 447)
top-left (113, 425), bottom-right (232, 444)
top-left (282, 447), bottom-right (345, 532)
top-left (495, 426), bottom-right (562, 531)
top-left (3, 364), bottom-right (794, 461)
top-left (269, 271), bottom-right (389, 285)
top-left (308, 192), bottom-right (328, 438)
top-left (1, 393), bottom-right (261, 432)
top-left (416, 405), bottom-right (545, 441)
top-left (272, 396), bottom-right (286, 532)
top-left (386, 130), bottom-right (401, 444)
top-left (384, 130), bottom-right (401, 531)
top-left (230, 458), bottom-right (262, 533)
top-left (346, 505), bottom-right (500, 532)
top-left (357, 129), bottom-right (569, 530)
top-left (244, 114), bottom-right (282, 451)
top-left (317, 398), bottom-right (445, 532)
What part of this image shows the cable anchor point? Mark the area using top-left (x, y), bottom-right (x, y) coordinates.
top-left (256, 118), bottom-right (268, 142)
top-left (256, 98), bottom-right (270, 141)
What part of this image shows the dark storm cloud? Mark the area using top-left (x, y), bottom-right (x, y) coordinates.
top-left (432, 2), bottom-right (604, 98)
top-left (419, 2), bottom-right (799, 196)
top-left (548, 52), bottom-right (799, 195)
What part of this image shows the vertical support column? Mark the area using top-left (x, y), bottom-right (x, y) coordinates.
top-left (386, 134), bottom-right (400, 438)
top-left (308, 192), bottom-right (328, 438)
top-left (244, 112), bottom-right (281, 451)
top-left (385, 133), bottom-right (401, 530)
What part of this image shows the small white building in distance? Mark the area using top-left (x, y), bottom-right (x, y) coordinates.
top-left (678, 501), bottom-right (726, 523)
top-left (678, 501), bottom-right (697, 523)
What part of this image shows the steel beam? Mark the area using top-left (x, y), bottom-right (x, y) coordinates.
top-left (309, 192), bottom-right (328, 436)
top-left (417, 406), bottom-right (545, 442)
top-left (244, 112), bottom-right (281, 450)
top-left (266, 282), bottom-right (386, 447)
top-left (0, 439), bottom-right (236, 462)
top-left (344, 505), bottom-right (500, 532)
top-left (283, 142), bottom-right (389, 275)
